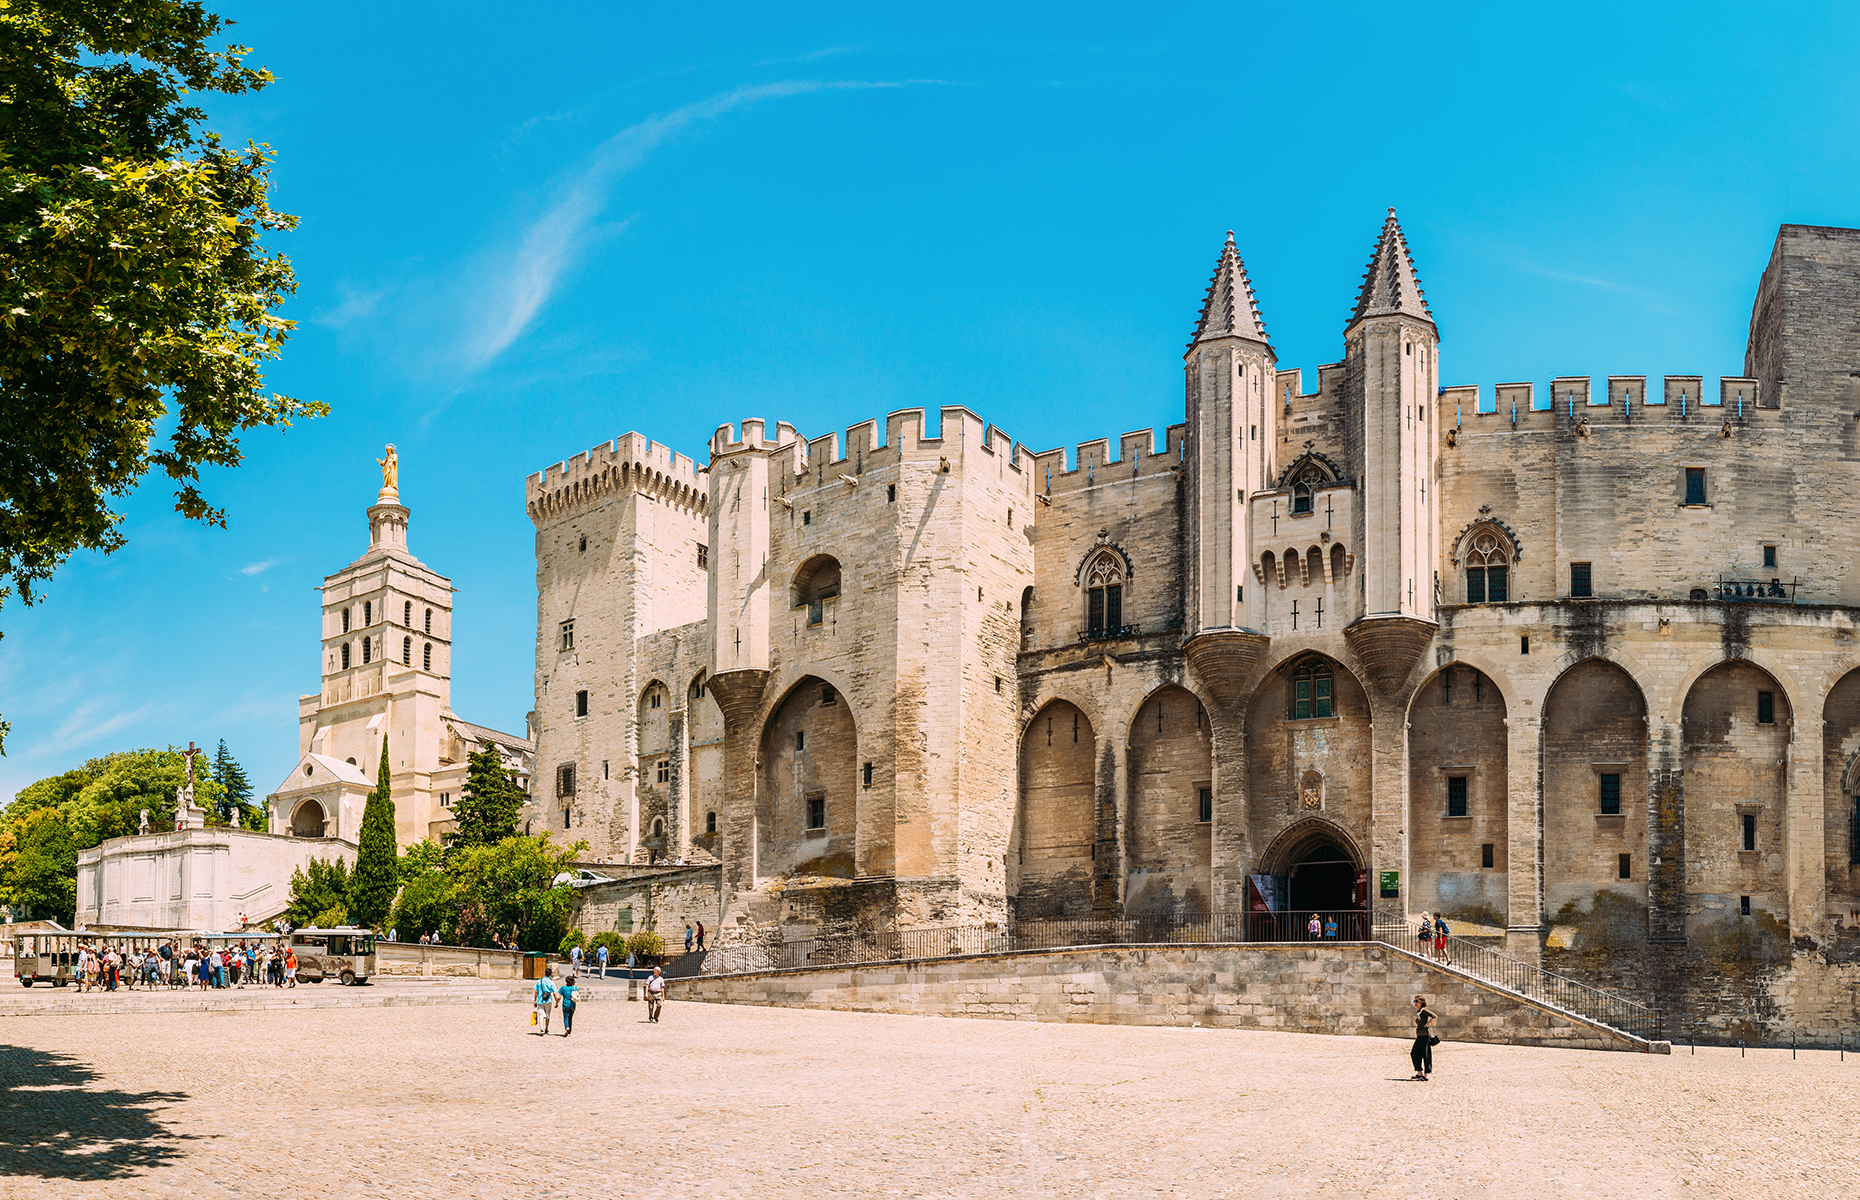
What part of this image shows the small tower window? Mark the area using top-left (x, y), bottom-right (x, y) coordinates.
top-left (1599, 773), bottom-right (1621, 815)
top-left (1762, 544), bottom-right (1777, 568)
top-left (656, 760), bottom-right (669, 784)
top-left (1289, 463), bottom-right (1325, 515)
top-left (342, 608), bottom-right (351, 633)
top-left (821, 684), bottom-right (837, 706)
top-left (423, 643), bottom-right (432, 671)
top-left (648, 688), bottom-right (662, 710)
top-left (403, 636), bottom-right (412, 665)
top-left (559, 619), bottom-right (575, 651)
top-left (424, 608), bottom-right (432, 634)
top-left (795, 730), bottom-right (805, 752)
top-left (1570, 563), bottom-right (1593, 599)
top-left (706, 811), bottom-right (717, 835)
top-left (575, 690), bottom-right (589, 718)
top-left (1757, 691), bottom-right (1775, 725)
top-left (403, 600), bottom-right (412, 625)
top-left (1197, 787), bottom-right (1213, 823)
top-left (361, 636), bottom-right (372, 664)
top-left (806, 794), bottom-right (826, 830)
top-left (1684, 467), bottom-right (1707, 506)
top-left (887, 484), bottom-right (896, 503)
top-left (363, 600), bottom-right (372, 626)
top-left (1618, 853), bottom-right (1632, 880)
top-left (1741, 812), bottom-right (1757, 851)
top-left (556, 763), bottom-right (576, 797)
top-left (863, 762), bottom-right (874, 788)
top-left (1447, 776), bottom-right (1468, 817)
top-left (1289, 657), bottom-right (1333, 719)
top-left (578, 536), bottom-right (587, 552)
top-left (341, 642), bottom-right (351, 669)
top-left (697, 543), bottom-right (709, 570)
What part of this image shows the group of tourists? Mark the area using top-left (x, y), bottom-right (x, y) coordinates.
top-left (528, 963), bottom-right (667, 1036)
top-left (683, 922), bottom-right (706, 953)
top-left (70, 940), bottom-right (299, 992)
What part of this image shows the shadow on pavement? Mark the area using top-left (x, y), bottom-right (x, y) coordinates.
top-left (0, 1045), bottom-right (191, 1179)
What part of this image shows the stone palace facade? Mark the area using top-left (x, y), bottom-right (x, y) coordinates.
top-left (524, 216), bottom-right (1860, 1037)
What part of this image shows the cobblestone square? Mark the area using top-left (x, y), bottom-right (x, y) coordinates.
top-left (2, 986), bottom-right (1855, 1198)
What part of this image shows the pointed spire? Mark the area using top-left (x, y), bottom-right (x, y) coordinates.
top-left (1347, 208), bottom-right (1434, 330)
top-left (1190, 230), bottom-right (1269, 348)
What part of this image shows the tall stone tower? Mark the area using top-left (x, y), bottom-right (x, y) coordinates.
top-left (271, 452), bottom-right (458, 846)
top-left (1342, 210), bottom-right (1440, 694)
top-left (1183, 233), bottom-right (1276, 699)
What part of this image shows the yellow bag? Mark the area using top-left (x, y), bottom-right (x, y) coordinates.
top-left (530, 1009), bottom-right (538, 1027)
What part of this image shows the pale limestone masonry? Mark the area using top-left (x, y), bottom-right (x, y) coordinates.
top-left (270, 474), bottom-right (532, 850)
top-left (529, 218), bottom-right (1860, 1041)
top-left (672, 944), bottom-right (1661, 1053)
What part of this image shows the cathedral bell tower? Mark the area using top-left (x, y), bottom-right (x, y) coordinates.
top-left (1182, 232), bottom-right (1276, 704)
top-left (1341, 209), bottom-right (1440, 695)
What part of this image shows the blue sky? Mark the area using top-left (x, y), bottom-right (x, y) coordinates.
top-left (5, 2), bottom-right (1859, 802)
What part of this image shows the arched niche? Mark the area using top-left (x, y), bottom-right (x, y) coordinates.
top-left (290, 799), bottom-right (328, 838)
top-left (1542, 658), bottom-right (1648, 920)
top-left (1245, 653), bottom-right (1372, 875)
top-left (1682, 660), bottom-right (1790, 932)
top-left (1824, 669), bottom-right (1860, 904)
top-left (791, 555), bottom-right (842, 626)
top-left (1125, 686), bottom-right (1212, 916)
top-left (1012, 699), bottom-right (1097, 919)
top-left (757, 675), bottom-right (858, 881)
top-left (1407, 664), bottom-right (1508, 926)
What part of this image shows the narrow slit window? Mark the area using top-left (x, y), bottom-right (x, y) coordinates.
top-left (575, 690), bottom-right (588, 718)
top-left (424, 608), bottom-right (432, 634)
top-left (863, 762), bottom-right (873, 788)
top-left (706, 812), bottom-right (717, 835)
top-left (1757, 691), bottom-right (1775, 725)
top-left (1684, 467), bottom-right (1706, 505)
top-left (403, 636), bottom-right (412, 664)
top-left (1618, 853), bottom-right (1632, 880)
top-left (1481, 843), bottom-right (1495, 869)
top-left (1197, 787), bottom-right (1213, 823)
top-left (1742, 813), bottom-right (1757, 851)
top-left (423, 643), bottom-right (431, 671)
top-left (795, 730), bottom-right (805, 752)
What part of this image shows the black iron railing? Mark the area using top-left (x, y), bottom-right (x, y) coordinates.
top-left (1717, 576), bottom-right (1795, 602)
top-left (1077, 624), bottom-right (1141, 644)
top-left (1375, 925), bottom-right (1661, 1042)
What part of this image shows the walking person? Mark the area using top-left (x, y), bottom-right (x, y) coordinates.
top-left (1416, 912), bottom-right (1434, 957)
top-left (596, 941), bottom-right (609, 978)
top-left (533, 966), bottom-right (558, 1035)
top-left (696, 921), bottom-right (706, 953)
top-left (1306, 912), bottom-right (1322, 941)
top-left (1410, 995), bottom-right (1438, 1080)
top-left (570, 943), bottom-right (582, 976)
top-left (284, 947), bottom-right (298, 988)
top-left (645, 966), bottom-right (665, 1023)
top-left (1433, 913), bottom-right (1451, 964)
top-left (558, 973), bottom-right (578, 1037)
top-left (684, 924), bottom-right (694, 955)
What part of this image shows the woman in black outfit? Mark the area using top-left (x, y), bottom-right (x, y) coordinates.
top-left (1411, 995), bottom-right (1437, 1079)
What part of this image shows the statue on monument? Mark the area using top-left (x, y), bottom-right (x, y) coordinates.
top-left (173, 741), bottom-right (207, 831)
top-left (377, 443), bottom-right (398, 496)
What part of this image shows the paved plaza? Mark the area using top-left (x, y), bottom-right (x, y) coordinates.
top-left (1, 983), bottom-right (1854, 1199)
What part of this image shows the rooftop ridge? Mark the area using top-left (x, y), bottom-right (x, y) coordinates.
top-left (1347, 208), bottom-right (1434, 330)
top-left (1190, 230), bottom-right (1269, 348)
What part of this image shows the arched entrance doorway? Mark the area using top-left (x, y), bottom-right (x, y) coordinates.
top-left (1252, 818), bottom-right (1368, 939)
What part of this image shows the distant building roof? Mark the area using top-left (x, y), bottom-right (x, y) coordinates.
top-left (443, 714), bottom-right (534, 754)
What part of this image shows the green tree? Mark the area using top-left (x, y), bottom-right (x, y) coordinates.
top-left (0, 806), bottom-right (79, 923)
top-left (211, 739), bottom-right (261, 829)
top-left (397, 837), bottom-right (446, 884)
top-left (446, 833), bottom-right (583, 951)
top-left (389, 869), bottom-right (454, 943)
top-left (446, 744), bottom-right (524, 851)
top-left (0, 1), bottom-right (325, 753)
top-left (283, 856), bottom-right (348, 927)
top-left (346, 738), bottom-right (398, 928)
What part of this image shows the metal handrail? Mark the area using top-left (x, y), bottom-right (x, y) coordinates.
top-left (1374, 924), bottom-right (1660, 1041)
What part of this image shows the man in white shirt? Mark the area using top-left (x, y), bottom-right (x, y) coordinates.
top-left (645, 967), bottom-right (665, 1023)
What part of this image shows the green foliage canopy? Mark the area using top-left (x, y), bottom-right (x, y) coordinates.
top-left (212, 739), bottom-right (261, 829)
top-left (445, 833), bottom-right (582, 952)
top-left (0, 1), bottom-right (325, 751)
top-left (446, 743), bottom-right (524, 851)
top-left (346, 738), bottom-right (397, 928)
top-left (283, 855), bottom-right (347, 928)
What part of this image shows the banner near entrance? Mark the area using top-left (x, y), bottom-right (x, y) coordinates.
top-left (1379, 870), bottom-right (1400, 899)
top-left (1247, 874), bottom-right (1281, 913)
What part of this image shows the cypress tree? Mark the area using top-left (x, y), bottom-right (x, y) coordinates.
top-left (213, 739), bottom-right (260, 828)
top-left (447, 743), bottom-right (524, 851)
top-left (347, 737), bottom-right (399, 928)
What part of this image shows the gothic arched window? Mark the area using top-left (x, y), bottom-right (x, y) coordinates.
top-left (1290, 463), bottom-right (1327, 515)
top-left (1084, 552), bottom-right (1124, 636)
top-left (403, 600), bottom-right (412, 625)
top-left (424, 608), bottom-right (432, 634)
top-left (403, 636), bottom-right (412, 665)
top-left (342, 608), bottom-right (351, 633)
top-left (423, 642), bottom-right (432, 671)
top-left (341, 642), bottom-right (351, 670)
top-left (1289, 657), bottom-right (1334, 719)
top-left (1464, 529), bottom-right (1511, 603)
top-left (362, 636), bottom-right (372, 664)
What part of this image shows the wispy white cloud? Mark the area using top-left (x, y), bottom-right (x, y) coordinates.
top-left (1511, 261), bottom-right (1673, 314)
top-left (314, 282), bottom-right (392, 330)
top-left (758, 46), bottom-right (859, 66)
top-left (463, 79), bottom-right (905, 372)
top-left (34, 697), bottom-right (156, 761)
top-left (240, 559), bottom-right (283, 576)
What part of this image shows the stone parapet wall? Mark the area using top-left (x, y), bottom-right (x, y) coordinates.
top-left (673, 942), bottom-right (1663, 1053)
top-left (376, 943), bottom-right (526, 979)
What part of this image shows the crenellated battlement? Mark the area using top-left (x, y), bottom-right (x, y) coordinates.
top-left (525, 432), bottom-right (708, 525)
top-left (1026, 424), bottom-right (1187, 498)
top-left (713, 406), bottom-right (1029, 480)
top-left (1438, 375), bottom-right (1769, 433)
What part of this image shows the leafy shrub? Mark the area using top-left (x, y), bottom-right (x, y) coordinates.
top-left (558, 928), bottom-right (586, 957)
top-left (625, 930), bottom-right (664, 963)
top-left (587, 930), bottom-right (626, 963)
